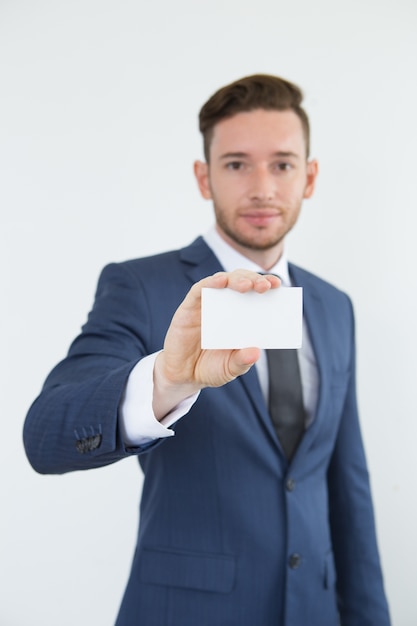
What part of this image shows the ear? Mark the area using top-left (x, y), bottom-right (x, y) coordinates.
top-left (303, 159), bottom-right (319, 199)
top-left (193, 160), bottom-right (212, 200)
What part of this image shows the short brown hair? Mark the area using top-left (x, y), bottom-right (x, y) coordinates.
top-left (199, 74), bottom-right (310, 161)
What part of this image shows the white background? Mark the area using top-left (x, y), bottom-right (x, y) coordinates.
top-left (1, 1), bottom-right (416, 624)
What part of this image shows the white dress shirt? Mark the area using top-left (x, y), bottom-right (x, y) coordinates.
top-left (119, 227), bottom-right (319, 446)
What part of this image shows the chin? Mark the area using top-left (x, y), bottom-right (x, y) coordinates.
top-left (236, 234), bottom-right (283, 252)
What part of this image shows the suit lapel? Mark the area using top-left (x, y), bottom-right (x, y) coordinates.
top-left (289, 264), bottom-right (333, 460)
top-left (180, 236), bottom-right (224, 283)
top-left (238, 366), bottom-right (281, 448)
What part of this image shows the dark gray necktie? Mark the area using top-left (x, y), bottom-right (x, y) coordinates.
top-left (266, 348), bottom-right (305, 460)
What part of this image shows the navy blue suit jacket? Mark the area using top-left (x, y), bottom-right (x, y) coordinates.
top-left (23, 237), bottom-right (390, 626)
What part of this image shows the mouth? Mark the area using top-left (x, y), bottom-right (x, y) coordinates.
top-left (240, 210), bottom-right (282, 227)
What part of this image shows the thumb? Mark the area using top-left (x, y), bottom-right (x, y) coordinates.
top-left (228, 347), bottom-right (261, 378)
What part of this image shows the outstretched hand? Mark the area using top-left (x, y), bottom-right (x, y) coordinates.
top-left (153, 269), bottom-right (280, 419)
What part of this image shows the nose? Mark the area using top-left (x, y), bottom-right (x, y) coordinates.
top-left (248, 166), bottom-right (275, 202)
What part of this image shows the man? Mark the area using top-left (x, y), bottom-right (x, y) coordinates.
top-left (23, 74), bottom-right (390, 625)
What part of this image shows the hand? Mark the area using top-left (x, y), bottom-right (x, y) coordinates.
top-left (153, 270), bottom-right (280, 419)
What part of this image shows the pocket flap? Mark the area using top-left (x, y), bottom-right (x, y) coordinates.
top-left (139, 548), bottom-right (236, 593)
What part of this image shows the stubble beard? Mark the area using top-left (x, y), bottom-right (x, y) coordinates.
top-left (220, 223), bottom-right (285, 252)
top-left (214, 202), bottom-right (297, 252)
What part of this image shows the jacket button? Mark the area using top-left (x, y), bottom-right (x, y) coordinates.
top-left (286, 478), bottom-right (296, 492)
top-left (289, 553), bottom-right (301, 569)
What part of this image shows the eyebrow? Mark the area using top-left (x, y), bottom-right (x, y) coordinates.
top-left (218, 151), bottom-right (300, 160)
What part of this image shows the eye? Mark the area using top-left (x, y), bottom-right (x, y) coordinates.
top-left (225, 161), bottom-right (244, 171)
top-left (275, 162), bottom-right (293, 172)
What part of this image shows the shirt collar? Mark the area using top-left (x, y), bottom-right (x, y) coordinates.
top-left (203, 226), bottom-right (291, 286)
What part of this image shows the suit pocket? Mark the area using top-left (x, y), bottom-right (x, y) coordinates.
top-left (138, 547), bottom-right (236, 593)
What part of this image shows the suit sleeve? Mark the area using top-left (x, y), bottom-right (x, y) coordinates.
top-left (327, 299), bottom-right (391, 625)
top-left (23, 262), bottom-right (162, 474)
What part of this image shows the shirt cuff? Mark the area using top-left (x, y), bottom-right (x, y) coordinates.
top-left (119, 352), bottom-right (200, 446)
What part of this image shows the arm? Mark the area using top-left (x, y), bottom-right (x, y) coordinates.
top-left (23, 262), bottom-right (153, 474)
top-left (23, 263), bottom-right (278, 474)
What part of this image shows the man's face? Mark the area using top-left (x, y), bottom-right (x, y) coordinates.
top-left (194, 109), bottom-right (318, 268)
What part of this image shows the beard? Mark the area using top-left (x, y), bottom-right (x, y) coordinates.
top-left (213, 200), bottom-right (301, 252)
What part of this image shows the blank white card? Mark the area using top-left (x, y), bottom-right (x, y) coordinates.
top-left (201, 287), bottom-right (303, 349)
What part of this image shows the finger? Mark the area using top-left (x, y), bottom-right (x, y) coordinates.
top-left (203, 270), bottom-right (280, 292)
top-left (227, 347), bottom-right (261, 378)
top-left (223, 270), bottom-right (281, 293)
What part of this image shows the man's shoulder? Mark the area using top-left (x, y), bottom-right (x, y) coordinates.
top-left (96, 237), bottom-right (219, 290)
top-left (119, 236), bottom-right (211, 271)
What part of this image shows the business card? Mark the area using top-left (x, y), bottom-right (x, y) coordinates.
top-left (201, 287), bottom-right (303, 349)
